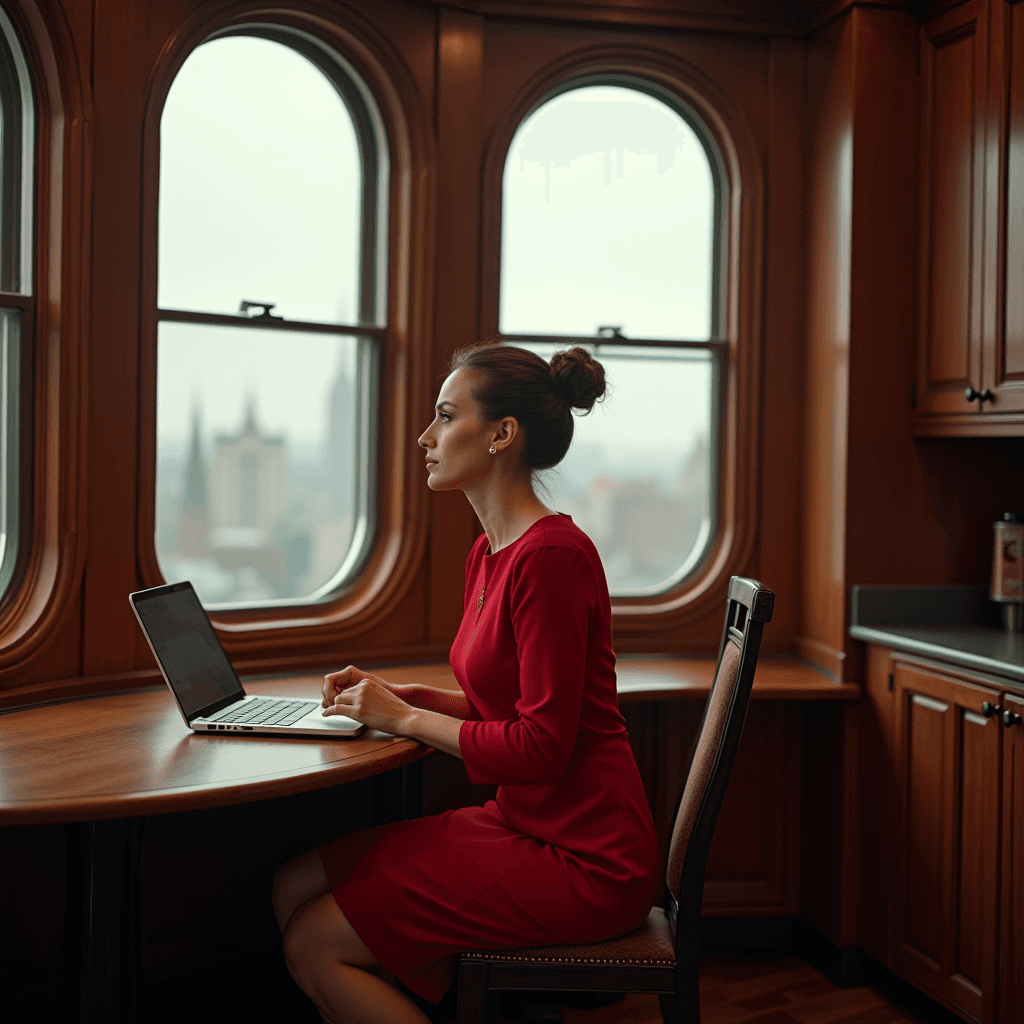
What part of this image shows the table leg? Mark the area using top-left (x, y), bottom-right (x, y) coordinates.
top-left (61, 817), bottom-right (145, 1023)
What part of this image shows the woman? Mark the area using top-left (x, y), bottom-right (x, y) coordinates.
top-left (272, 343), bottom-right (659, 1024)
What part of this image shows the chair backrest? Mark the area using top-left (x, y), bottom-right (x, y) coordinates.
top-left (664, 576), bottom-right (774, 960)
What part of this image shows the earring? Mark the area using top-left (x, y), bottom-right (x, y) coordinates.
top-left (489, 445), bottom-right (497, 454)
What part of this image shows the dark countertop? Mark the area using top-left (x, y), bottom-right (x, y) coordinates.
top-left (849, 585), bottom-right (1024, 686)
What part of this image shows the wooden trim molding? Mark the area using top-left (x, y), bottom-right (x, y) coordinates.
top-left (0, 0), bottom-right (90, 673)
top-left (135, 1), bottom-right (438, 658)
top-left (478, 44), bottom-right (765, 637)
top-left (805, 1), bottom-right (913, 35)
top-left (795, 635), bottom-right (846, 681)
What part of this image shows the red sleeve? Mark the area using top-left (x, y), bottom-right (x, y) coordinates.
top-left (403, 685), bottom-right (478, 720)
top-left (459, 545), bottom-right (596, 785)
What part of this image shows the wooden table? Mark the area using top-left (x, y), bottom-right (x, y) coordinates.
top-left (0, 668), bottom-right (438, 1023)
top-left (0, 656), bottom-right (853, 1021)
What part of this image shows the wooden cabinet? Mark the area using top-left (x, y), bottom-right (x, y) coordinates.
top-left (860, 648), bottom-right (1024, 1024)
top-left (893, 662), bottom-right (1000, 1023)
top-left (999, 692), bottom-right (1024, 1023)
top-left (916, 0), bottom-right (1024, 433)
top-left (916, 0), bottom-right (989, 426)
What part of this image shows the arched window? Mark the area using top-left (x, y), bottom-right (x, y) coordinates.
top-left (0, 3), bottom-right (34, 603)
top-left (499, 82), bottom-right (722, 596)
top-left (154, 30), bottom-right (387, 608)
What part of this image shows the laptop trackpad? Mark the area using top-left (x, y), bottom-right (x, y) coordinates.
top-left (297, 709), bottom-right (364, 732)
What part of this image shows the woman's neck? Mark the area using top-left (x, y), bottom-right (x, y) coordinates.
top-left (465, 475), bottom-right (555, 554)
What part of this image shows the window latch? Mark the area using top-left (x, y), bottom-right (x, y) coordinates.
top-left (239, 300), bottom-right (283, 320)
top-left (597, 325), bottom-right (623, 339)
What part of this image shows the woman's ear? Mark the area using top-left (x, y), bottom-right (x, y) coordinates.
top-left (493, 416), bottom-right (520, 451)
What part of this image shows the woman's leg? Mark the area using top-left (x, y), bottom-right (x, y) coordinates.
top-left (283, 893), bottom-right (432, 1024)
top-left (272, 849), bottom-right (332, 932)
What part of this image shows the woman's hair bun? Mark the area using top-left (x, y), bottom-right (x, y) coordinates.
top-left (549, 347), bottom-right (607, 413)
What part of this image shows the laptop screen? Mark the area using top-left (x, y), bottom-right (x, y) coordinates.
top-left (131, 582), bottom-right (244, 721)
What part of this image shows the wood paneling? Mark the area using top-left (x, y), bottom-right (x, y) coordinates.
top-left (623, 699), bottom-right (801, 918)
top-left (703, 703), bottom-right (801, 915)
top-left (894, 662), bottom-right (1000, 1024)
top-left (428, 8), bottom-right (485, 647)
top-left (801, 11), bottom-right (853, 680)
top-left (758, 36), bottom-right (806, 654)
top-left (84, 0), bottom-right (147, 678)
top-left (858, 644), bottom-right (898, 965)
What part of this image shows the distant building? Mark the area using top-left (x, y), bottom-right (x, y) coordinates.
top-left (322, 360), bottom-right (356, 516)
top-left (210, 397), bottom-right (287, 546)
top-left (177, 405), bottom-right (209, 558)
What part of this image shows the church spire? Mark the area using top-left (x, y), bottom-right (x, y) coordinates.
top-left (182, 403), bottom-right (208, 510)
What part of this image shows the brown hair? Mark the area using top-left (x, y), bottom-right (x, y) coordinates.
top-left (449, 343), bottom-right (606, 470)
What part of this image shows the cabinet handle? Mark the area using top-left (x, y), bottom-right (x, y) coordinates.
top-left (1003, 709), bottom-right (1023, 728)
top-left (978, 388), bottom-right (994, 404)
top-left (965, 387), bottom-right (981, 402)
top-left (982, 701), bottom-right (1002, 718)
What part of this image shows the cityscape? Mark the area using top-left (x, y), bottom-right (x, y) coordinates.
top-left (155, 390), bottom-right (711, 605)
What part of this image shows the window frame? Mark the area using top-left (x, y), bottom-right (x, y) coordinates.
top-left (479, 47), bottom-right (765, 636)
top-left (152, 26), bottom-right (388, 610)
top-left (0, 0), bottom-right (89, 677)
top-left (137, 4), bottom-right (437, 660)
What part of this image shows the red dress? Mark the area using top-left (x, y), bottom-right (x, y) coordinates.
top-left (319, 514), bottom-right (658, 1003)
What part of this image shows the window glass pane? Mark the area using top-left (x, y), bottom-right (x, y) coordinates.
top-left (0, 308), bottom-right (20, 597)
top-left (521, 343), bottom-right (714, 595)
top-left (501, 85), bottom-right (714, 340)
top-left (155, 322), bottom-right (372, 606)
top-left (0, 5), bottom-right (33, 294)
top-left (159, 36), bottom-right (362, 324)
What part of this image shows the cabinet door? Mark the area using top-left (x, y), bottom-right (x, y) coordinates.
top-left (999, 692), bottom-right (1024, 1024)
top-left (983, 0), bottom-right (1024, 418)
top-left (917, 0), bottom-right (989, 421)
top-left (894, 664), bottom-right (1000, 1023)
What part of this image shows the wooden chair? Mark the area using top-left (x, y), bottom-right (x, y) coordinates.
top-left (455, 576), bottom-right (775, 1024)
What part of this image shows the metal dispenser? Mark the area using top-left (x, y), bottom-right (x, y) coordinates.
top-left (992, 511), bottom-right (1024, 631)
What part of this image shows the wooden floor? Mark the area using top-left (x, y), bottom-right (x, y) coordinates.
top-left (132, 951), bottom-right (953, 1024)
top-left (529, 955), bottom-right (937, 1024)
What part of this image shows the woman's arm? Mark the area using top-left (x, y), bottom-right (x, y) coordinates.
top-left (322, 666), bottom-right (474, 720)
top-left (392, 683), bottom-right (474, 720)
top-left (321, 666), bottom-right (465, 757)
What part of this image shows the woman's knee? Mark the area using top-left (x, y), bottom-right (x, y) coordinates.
top-left (272, 849), bottom-right (330, 933)
top-left (283, 893), bottom-right (378, 980)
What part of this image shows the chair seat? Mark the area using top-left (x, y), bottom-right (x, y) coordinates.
top-left (462, 906), bottom-right (676, 967)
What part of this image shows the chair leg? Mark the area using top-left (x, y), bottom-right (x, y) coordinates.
top-left (659, 993), bottom-right (682, 1024)
top-left (660, 957), bottom-right (702, 1024)
top-left (456, 959), bottom-right (493, 1024)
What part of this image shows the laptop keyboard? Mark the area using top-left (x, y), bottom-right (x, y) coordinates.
top-left (204, 698), bottom-right (317, 728)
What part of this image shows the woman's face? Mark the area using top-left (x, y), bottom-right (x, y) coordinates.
top-left (417, 368), bottom-right (498, 491)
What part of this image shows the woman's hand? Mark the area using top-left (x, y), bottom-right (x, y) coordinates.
top-left (321, 664), bottom-right (465, 757)
top-left (322, 666), bottom-right (414, 735)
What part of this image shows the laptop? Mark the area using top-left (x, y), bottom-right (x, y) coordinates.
top-left (129, 580), bottom-right (365, 737)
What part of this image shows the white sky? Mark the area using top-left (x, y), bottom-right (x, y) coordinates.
top-left (501, 86), bottom-right (715, 340)
top-left (158, 36), bottom-right (361, 324)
